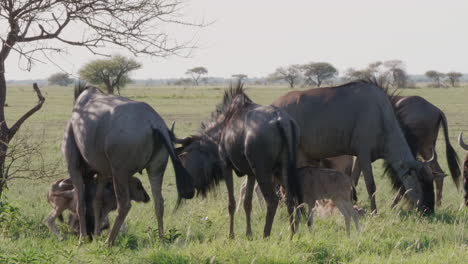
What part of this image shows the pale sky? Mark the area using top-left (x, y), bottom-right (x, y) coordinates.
top-left (6, 0), bottom-right (468, 80)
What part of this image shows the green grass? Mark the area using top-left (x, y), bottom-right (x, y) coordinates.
top-left (1, 84), bottom-right (467, 263)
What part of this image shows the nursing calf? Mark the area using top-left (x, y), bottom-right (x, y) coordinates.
top-left (297, 166), bottom-right (359, 237)
top-left (44, 176), bottom-right (150, 240)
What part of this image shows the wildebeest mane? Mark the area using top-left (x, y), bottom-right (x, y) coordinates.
top-left (74, 80), bottom-right (104, 102)
top-left (200, 81), bottom-right (253, 132)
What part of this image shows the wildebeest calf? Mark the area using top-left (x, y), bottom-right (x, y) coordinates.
top-left (44, 176), bottom-right (150, 240)
top-left (297, 166), bottom-right (359, 237)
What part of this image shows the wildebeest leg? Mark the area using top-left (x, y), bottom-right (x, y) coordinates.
top-left (147, 149), bottom-right (169, 239)
top-left (422, 148), bottom-right (444, 206)
top-left (63, 125), bottom-right (87, 242)
top-left (334, 199), bottom-right (351, 237)
top-left (358, 156), bottom-right (377, 213)
top-left (307, 199), bottom-right (315, 232)
top-left (255, 172), bottom-right (279, 238)
top-left (93, 177), bottom-right (105, 236)
top-left (224, 169), bottom-right (236, 238)
top-left (255, 183), bottom-right (265, 209)
top-left (351, 158), bottom-right (361, 202)
top-left (244, 174), bottom-right (255, 237)
top-left (106, 171), bottom-right (131, 245)
top-left (391, 187), bottom-right (405, 208)
top-left (434, 176), bottom-right (444, 206)
top-left (236, 178), bottom-right (247, 213)
top-left (44, 207), bottom-right (66, 240)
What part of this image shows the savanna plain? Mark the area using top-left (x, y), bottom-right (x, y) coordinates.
top-left (0, 84), bottom-right (467, 263)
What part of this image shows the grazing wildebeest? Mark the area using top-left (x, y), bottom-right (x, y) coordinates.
top-left (296, 166), bottom-right (359, 237)
top-left (351, 95), bottom-right (460, 207)
top-left (457, 132), bottom-right (468, 206)
top-left (172, 83), bottom-right (301, 238)
top-left (62, 84), bottom-right (194, 244)
top-left (272, 81), bottom-right (435, 214)
top-left (44, 176), bottom-right (150, 240)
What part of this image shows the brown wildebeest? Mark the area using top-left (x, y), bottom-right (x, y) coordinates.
top-left (272, 80), bottom-right (435, 214)
top-left (44, 176), bottom-right (150, 240)
top-left (457, 132), bottom-right (468, 206)
top-left (296, 166), bottom-right (359, 237)
top-left (172, 83), bottom-right (302, 238)
top-left (62, 84), bottom-right (194, 244)
top-left (351, 95), bottom-right (460, 207)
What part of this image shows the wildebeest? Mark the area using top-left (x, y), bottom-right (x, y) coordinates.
top-left (172, 83), bottom-right (301, 237)
top-left (351, 95), bottom-right (460, 207)
top-left (236, 155), bottom-right (354, 211)
top-left (296, 166), bottom-right (359, 237)
top-left (44, 176), bottom-right (150, 240)
top-left (62, 84), bottom-right (194, 244)
top-left (457, 132), bottom-right (468, 206)
top-left (272, 81), bottom-right (435, 214)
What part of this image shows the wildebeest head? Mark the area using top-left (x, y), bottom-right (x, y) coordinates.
top-left (128, 177), bottom-right (150, 203)
top-left (458, 132), bottom-right (468, 206)
top-left (386, 155), bottom-right (435, 214)
top-left (174, 135), bottom-right (224, 197)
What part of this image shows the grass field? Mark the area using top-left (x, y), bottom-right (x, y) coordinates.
top-left (0, 84), bottom-right (467, 264)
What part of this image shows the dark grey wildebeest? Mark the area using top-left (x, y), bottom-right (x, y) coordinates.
top-left (172, 83), bottom-right (301, 238)
top-left (352, 95), bottom-right (460, 207)
top-left (272, 80), bottom-right (435, 214)
top-left (457, 132), bottom-right (468, 206)
top-left (62, 85), bottom-right (194, 244)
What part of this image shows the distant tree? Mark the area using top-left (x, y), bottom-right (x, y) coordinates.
top-left (232, 74), bottom-right (248, 82)
top-left (384, 60), bottom-right (408, 88)
top-left (79, 55), bottom-right (141, 95)
top-left (446, 72), bottom-right (463, 87)
top-left (344, 60), bottom-right (408, 88)
top-left (186, 67), bottom-right (208, 86)
top-left (300, 62), bottom-right (338, 87)
top-left (269, 65), bottom-right (302, 88)
top-left (425, 70), bottom-right (445, 88)
top-left (48, 73), bottom-right (73, 86)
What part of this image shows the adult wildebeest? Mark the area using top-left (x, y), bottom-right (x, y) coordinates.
top-left (272, 81), bottom-right (435, 214)
top-left (351, 95), bottom-right (460, 207)
top-left (457, 132), bottom-right (468, 206)
top-left (62, 84), bottom-right (194, 244)
top-left (172, 83), bottom-right (301, 238)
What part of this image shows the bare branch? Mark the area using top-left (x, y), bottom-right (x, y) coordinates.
top-left (8, 83), bottom-right (45, 139)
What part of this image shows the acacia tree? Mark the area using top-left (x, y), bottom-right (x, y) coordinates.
top-left (232, 74), bottom-right (248, 82)
top-left (48, 72), bottom-right (72, 86)
top-left (186, 67), bottom-right (208, 85)
top-left (425, 70), bottom-right (445, 88)
top-left (0, 0), bottom-right (199, 198)
top-left (344, 60), bottom-right (408, 88)
top-left (269, 65), bottom-right (301, 88)
top-left (80, 55), bottom-right (141, 95)
top-left (446, 72), bottom-right (462, 87)
top-left (300, 62), bottom-right (338, 87)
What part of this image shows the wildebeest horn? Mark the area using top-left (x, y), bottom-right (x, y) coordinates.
top-left (168, 122), bottom-right (192, 145)
top-left (170, 122), bottom-right (175, 133)
top-left (423, 151), bottom-right (435, 164)
top-left (458, 132), bottom-right (468, 150)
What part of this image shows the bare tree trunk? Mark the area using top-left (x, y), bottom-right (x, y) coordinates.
top-left (0, 70), bottom-right (45, 198)
top-left (0, 70), bottom-right (11, 198)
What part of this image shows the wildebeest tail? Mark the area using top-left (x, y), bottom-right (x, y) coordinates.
top-left (276, 117), bottom-right (302, 207)
top-left (439, 111), bottom-right (460, 188)
top-left (153, 127), bottom-right (195, 203)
